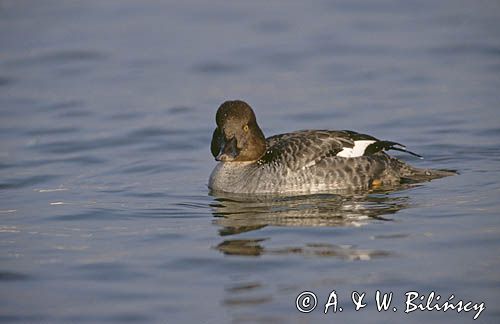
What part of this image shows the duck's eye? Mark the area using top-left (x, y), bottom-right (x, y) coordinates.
top-left (243, 125), bottom-right (249, 132)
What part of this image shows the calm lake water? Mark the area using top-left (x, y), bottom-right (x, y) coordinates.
top-left (1, 0), bottom-right (499, 323)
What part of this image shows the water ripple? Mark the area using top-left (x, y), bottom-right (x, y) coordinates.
top-left (0, 174), bottom-right (60, 190)
top-left (37, 100), bottom-right (85, 112)
top-left (26, 126), bottom-right (80, 136)
top-left (75, 262), bottom-right (148, 281)
top-left (192, 61), bottom-right (246, 74)
top-left (5, 50), bottom-right (108, 67)
top-left (0, 76), bottom-right (15, 87)
top-left (32, 126), bottom-right (200, 155)
top-left (0, 271), bottom-right (30, 281)
top-left (429, 44), bottom-right (500, 57)
top-left (167, 106), bottom-right (196, 115)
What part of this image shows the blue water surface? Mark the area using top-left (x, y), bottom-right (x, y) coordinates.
top-left (1, 0), bottom-right (499, 323)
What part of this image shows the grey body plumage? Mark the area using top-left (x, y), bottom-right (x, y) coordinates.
top-left (209, 101), bottom-right (454, 195)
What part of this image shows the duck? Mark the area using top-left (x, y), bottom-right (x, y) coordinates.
top-left (208, 100), bottom-right (454, 194)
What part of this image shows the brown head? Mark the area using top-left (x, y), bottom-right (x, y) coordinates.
top-left (211, 100), bottom-right (266, 162)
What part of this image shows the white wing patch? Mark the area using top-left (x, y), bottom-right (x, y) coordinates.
top-left (336, 140), bottom-right (376, 158)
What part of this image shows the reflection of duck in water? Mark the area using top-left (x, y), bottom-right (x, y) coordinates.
top-left (211, 191), bottom-right (408, 258)
top-left (211, 190), bottom-right (410, 235)
top-left (209, 100), bottom-right (455, 194)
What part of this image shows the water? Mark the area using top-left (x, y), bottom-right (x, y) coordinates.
top-left (1, 0), bottom-right (499, 323)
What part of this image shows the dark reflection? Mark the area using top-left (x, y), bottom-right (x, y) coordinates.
top-left (210, 188), bottom-right (413, 258)
top-left (217, 239), bottom-right (266, 256)
top-left (216, 240), bottom-right (392, 260)
top-left (211, 190), bottom-right (410, 234)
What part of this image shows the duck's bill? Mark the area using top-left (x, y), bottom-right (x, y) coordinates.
top-left (211, 128), bottom-right (240, 162)
top-left (215, 136), bottom-right (239, 161)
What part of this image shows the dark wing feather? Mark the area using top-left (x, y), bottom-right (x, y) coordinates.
top-left (343, 130), bottom-right (423, 158)
top-left (365, 141), bottom-right (423, 158)
top-left (259, 130), bottom-right (355, 170)
top-left (341, 130), bottom-right (378, 141)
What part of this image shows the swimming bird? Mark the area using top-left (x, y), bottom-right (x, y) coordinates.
top-left (209, 100), bottom-right (454, 194)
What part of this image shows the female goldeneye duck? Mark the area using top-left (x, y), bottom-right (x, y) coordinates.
top-left (209, 100), bottom-right (455, 194)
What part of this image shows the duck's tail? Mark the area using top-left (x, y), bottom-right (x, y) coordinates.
top-left (400, 166), bottom-right (457, 183)
top-left (382, 153), bottom-right (457, 184)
